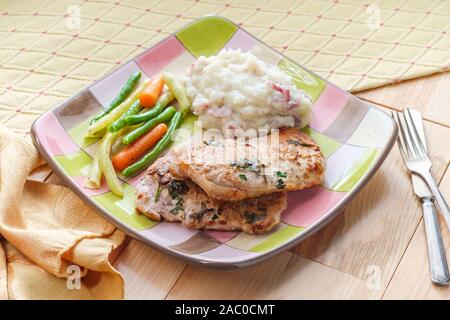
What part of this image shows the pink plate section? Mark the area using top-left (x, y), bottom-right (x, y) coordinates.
top-left (136, 36), bottom-right (186, 77)
top-left (224, 29), bottom-right (257, 52)
top-left (282, 187), bottom-right (346, 228)
top-left (309, 84), bottom-right (349, 132)
top-left (206, 230), bottom-right (239, 243)
top-left (34, 112), bottom-right (80, 156)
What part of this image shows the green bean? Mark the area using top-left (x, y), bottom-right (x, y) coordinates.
top-left (90, 71), bottom-right (142, 124)
top-left (124, 90), bottom-right (174, 125)
top-left (99, 131), bottom-right (123, 196)
top-left (162, 73), bottom-right (190, 116)
top-left (122, 106), bottom-right (176, 145)
top-left (85, 79), bottom-right (150, 137)
top-left (108, 99), bottom-right (142, 133)
top-left (122, 111), bottom-right (183, 177)
top-left (84, 150), bottom-right (102, 189)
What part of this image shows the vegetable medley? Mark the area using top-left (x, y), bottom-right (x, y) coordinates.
top-left (84, 71), bottom-right (190, 196)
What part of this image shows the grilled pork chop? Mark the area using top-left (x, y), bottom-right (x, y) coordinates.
top-left (172, 128), bottom-right (325, 201)
top-left (136, 154), bottom-right (287, 234)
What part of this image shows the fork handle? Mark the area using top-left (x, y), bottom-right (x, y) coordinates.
top-left (417, 170), bottom-right (450, 232)
top-left (422, 197), bottom-right (450, 286)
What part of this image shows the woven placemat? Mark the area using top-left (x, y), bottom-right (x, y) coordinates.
top-left (0, 0), bottom-right (448, 134)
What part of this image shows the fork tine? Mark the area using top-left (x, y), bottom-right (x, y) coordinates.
top-left (402, 109), bottom-right (422, 157)
top-left (405, 108), bottom-right (427, 157)
top-left (398, 136), bottom-right (408, 161)
top-left (396, 128), bottom-right (408, 163)
top-left (391, 110), bottom-right (409, 161)
top-left (400, 110), bottom-right (420, 158)
top-left (394, 110), bottom-right (414, 159)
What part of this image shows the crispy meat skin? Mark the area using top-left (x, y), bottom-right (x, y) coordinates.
top-left (172, 128), bottom-right (325, 201)
top-left (136, 154), bottom-right (287, 234)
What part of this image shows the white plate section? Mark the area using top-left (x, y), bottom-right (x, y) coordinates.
top-left (161, 50), bottom-right (196, 77)
top-left (194, 244), bottom-right (261, 263)
top-left (323, 144), bottom-right (369, 189)
top-left (140, 222), bottom-right (199, 247)
top-left (346, 107), bottom-right (395, 148)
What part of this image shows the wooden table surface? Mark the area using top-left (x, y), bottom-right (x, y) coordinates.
top-left (29, 71), bottom-right (450, 300)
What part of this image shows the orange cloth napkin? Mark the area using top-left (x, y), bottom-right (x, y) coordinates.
top-left (0, 126), bottom-right (126, 299)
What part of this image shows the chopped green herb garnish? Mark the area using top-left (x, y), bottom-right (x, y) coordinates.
top-left (170, 197), bottom-right (184, 215)
top-left (154, 182), bottom-right (161, 203)
top-left (244, 211), bottom-right (256, 224)
top-left (167, 180), bottom-right (188, 200)
top-left (276, 171), bottom-right (287, 178)
top-left (190, 204), bottom-right (215, 220)
top-left (287, 139), bottom-right (301, 146)
top-left (239, 174), bottom-right (247, 181)
top-left (287, 139), bottom-right (314, 147)
top-left (253, 214), bottom-right (267, 222)
top-left (230, 158), bottom-right (261, 174)
top-left (244, 211), bottom-right (267, 224)
top-left (276, 178), bottom-right (286, 189)
top-left (211, 208), bottom-right (222, 220)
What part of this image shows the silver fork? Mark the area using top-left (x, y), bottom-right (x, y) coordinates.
top-left (394, 108), bottom-right (450, 232)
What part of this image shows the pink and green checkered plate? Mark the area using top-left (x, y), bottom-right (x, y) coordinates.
top-left (31, 16), bottom-right (397, 268)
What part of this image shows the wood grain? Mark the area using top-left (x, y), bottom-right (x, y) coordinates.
top-left (44, 172), bottom-right (65, 186)
top-left (166, 252), bottom-right (381, 300)
top-left (27, 164), bottom-right (53, 183)
top-left (114, 239), bottom-right (186, 300)
top-left (383, 169), bottom-right (450, 299)
top-left (292, 106), bottom-right (450, 289)
top-left (356, 72), bottom-right (450, 127)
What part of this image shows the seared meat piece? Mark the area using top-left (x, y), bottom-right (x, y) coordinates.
top-left (172, 128), bottom-right (325, 201)
top-left (136, 154), bottom-right (287, 234)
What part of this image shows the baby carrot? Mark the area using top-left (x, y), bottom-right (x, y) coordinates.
top-left (122, 111), bottom-right (182, 177)
top-left (139, 75), bottom-right (164, 108)
top-left (112, 123), bottom-right (168, 171)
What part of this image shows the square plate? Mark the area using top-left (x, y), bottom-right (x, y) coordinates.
top-left (31, 16), bottom-right (397, 269)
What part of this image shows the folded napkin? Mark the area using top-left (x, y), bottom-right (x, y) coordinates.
top-left (0, 126), bottom-right (126, 300)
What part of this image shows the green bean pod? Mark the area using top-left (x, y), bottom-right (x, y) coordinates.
top-left (84, 150), bottom-right (102, 189)
top-left (122, 111), bottom-right (183, 177)
top-left (99, 132), bottom-right (123, 196)
top-left (90, 71), bottom-right (142, 124)
top-left (162, 73), bottom-right (190, 116)
top-left (122, 106), bottom-right (176, 145)
top-left (124, 90), bottom-right (174, 125)
top-left (85, 79), bottom-right (149, 137)
top-left (108, 99), bottom-right (143, 133)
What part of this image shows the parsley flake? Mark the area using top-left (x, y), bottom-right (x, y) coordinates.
top-left (276, 171), bottom-right (287, 178)
top-left (276, 178), bottom-right (286, 189)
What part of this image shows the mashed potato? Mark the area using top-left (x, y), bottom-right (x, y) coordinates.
top-left (185, 49), bottom-right (312, 134)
